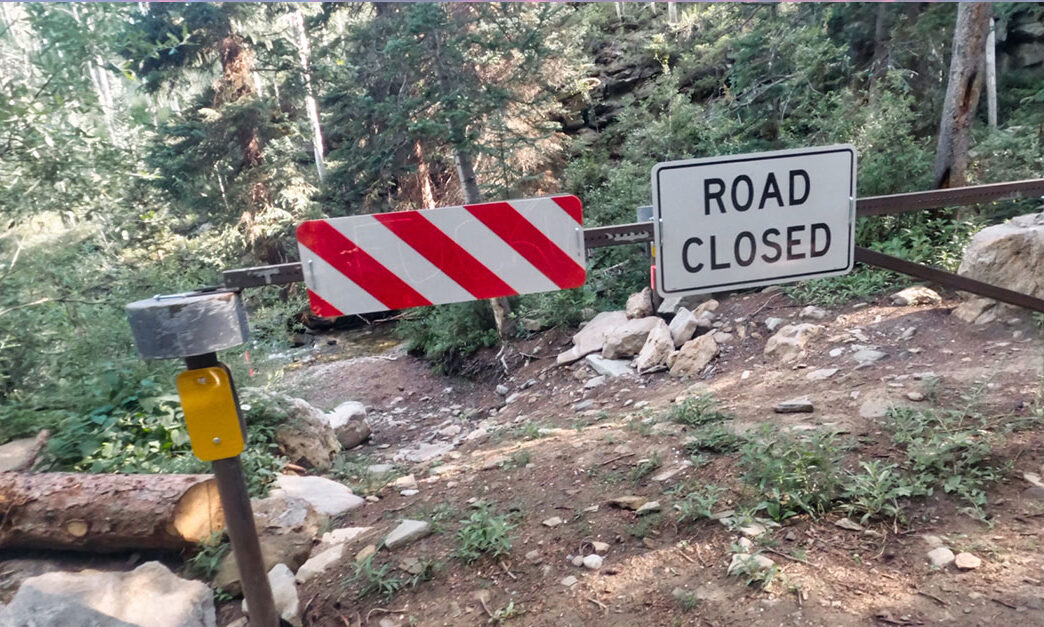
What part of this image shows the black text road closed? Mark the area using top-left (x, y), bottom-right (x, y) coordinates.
top-left (651, 145), bottom-right (856, 296)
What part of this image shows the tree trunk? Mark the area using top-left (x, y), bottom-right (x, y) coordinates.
top-left (0, 472), bottom-right (224, 552)
top-left (454, 147), bottom-right (517, 339)
top-left (415, 140), bottom-right (436, 208)
top-left (932, 3), bottom-right (991, 190)
top-left (292, 9), bottom-right (326, 182)
top-left (667, 2), bottom-right (678, 25)
top-left (985, 18), bottom-right (997, 130)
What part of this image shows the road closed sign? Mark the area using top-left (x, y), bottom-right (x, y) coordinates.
top-left (652, 145), bottom-right (856, 297)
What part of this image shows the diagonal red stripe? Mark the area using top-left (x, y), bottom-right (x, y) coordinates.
top-left (464, 202), bottom-right (586, 290)
top-left (552, 195), bottom-right (583, 224)
top-left (373, 211), bottom-right (518, 300)
top-left (297, 220), bottom-right (432, 310)
top-left (307, 289), bottom-right (344, 318)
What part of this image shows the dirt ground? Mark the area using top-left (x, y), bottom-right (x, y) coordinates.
top-left (260, 287), bottom-right (1044, 627)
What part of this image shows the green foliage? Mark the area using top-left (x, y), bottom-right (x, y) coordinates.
top-left (668, 395), bottom-right (732, 427)
top-left (685, 423), bottom-right (746, 454)
top-left (330, 453), bottom-right (398, 496)
top-left (630, 453), bottom-right (662, 483)
top-left (740, 426), bottom-right (847, 521)
top-left (626, 513), bottom-right (663, 539)
top-left (397, 302), bottom-right (500, 372)
top-left (675, 484), bottom-right (725, 525)
top-left (501, 450), bottom-right (531, 471)
top-left (455, 506), bottom-right (515, 564)
top-left (185, 533), bottom-right (230, 581)
top-left (839, 461), bottom-right (921, 525)
top-left (348, 556), bottom-right (406, 601)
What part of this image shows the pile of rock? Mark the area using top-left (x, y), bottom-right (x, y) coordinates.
top-left (556, 287), bottom-right (723, 378)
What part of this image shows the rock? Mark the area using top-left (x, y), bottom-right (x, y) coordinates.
top-left (243, 564), bottom-right (299, 627)
top-left (763, 324), bottom-right (824, 363)
top-left (584, 375), bottom-right (607, 389)
top-left (582, 554), bottom-right (603, 570)
top-left (727, 553), bottom-right (776, 577)
top-left (571, 555), bottom-right (584, 567)
top-left (525, 550), bottom-right (542, 563)
top-left (1, 561), bottom-right (215, 627)
top-left (668, 335), bottom-right (719, 377)
top-left (542, 516), bottom-right (564, 528)
top-left (608, 496), bottom-right (647, 510)
top-left (572, 399), bottom-right (595, 412)
top-left (393, 474), bottom-right (417, 491)
top-left (657, 294), bottom-right (708, 315)
top-left (899, 326), bottom-right (917, 341)
top-left (764, 317), bottom-right (785, 332)
top-left (952, 298), bottom-right (996, 324)
top-left (800, 305), bottom-right (829, 320)
top-left (355, 544), bottom-right (377, 562)
top-left (319, 526), bottom-right (373, 550)
top-left (327, 401), bottom-right (367, 425)
top-left (585, 354), bottom-right (633, 378)
top-left (556, 311), bottom-right (629, 364)
top-left (957, 213), bottom-right (1044, 305)
top-left (651, 464), bottom-right (689, 482)
top-left (906, 392), bottom-right (925, 402)
top-left (668, 307), bottom-right (700, 347)
top-left (890, 286), bottom-right (942, 306)
top-left (591, 541), bottom-right (610, 555)
top-left (858, 393), bottom-right (894, 419)
top-left (635, 501), bottom-right (661, 515)
top-left (954, 552), bottom-right (981, 570)
top-left (625, 287), bottom-right (654, 319)
top-left (495, 384), bottom-right (509, 396)
top-left (0, 436), bottom-right (41, 472)
top-left (806, 368), bottom-right (838, 381)
top-left (738, 522), bottom-right (768, 538)
top-left (736, 537), bottom-right (754, 553)
top-left (927, 547), bottom-right (956, 568)
top-left (834, 517), bottom-right (864, 532)
top-left (694, 299), bottom-right (719, 316)
top-left (242, 390), bottom-right (341, 470)
top-left (560, 576), bottom-right (578, 587)
top-left (331, 419), bottom-right (372, 451)
top-left (269, 475), bottom-right (364, 517)
top-left (438, 424), bottom-right (461, 438)
top-left (400, 442), bottom-right (454, 463)
top-left (634, 319), bottom-right (674, 373)
top-left (214, 495), bottom-right (320, 594)
top-left (384, 520), bottom-right (431, 550)
top-left (602, 317), bottom-right (663, 359)
top-left (774, 398), bottom-right (814, 413)
top-left (712, 331), bottom-right (734, 343)
top-left (852, 349), bottom-right (887, 366)
top-left (296, 543), bottom-right (345, 584)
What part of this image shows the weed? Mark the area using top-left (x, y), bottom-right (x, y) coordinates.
top-left (184, 532), bottom-right (229, 580)
top-left (840, 460), bottom-right (922, 524)
top-left (330, 453), bottom-right (397, 496)
top-left (730, 551), bottom-right (783, 590)
top-left (456, 506), bottom-right (515, 564)
top-left (517, 422), bottom-right (548, 441)
top-left (348, 557), bottom-right (405, 601)
top-left (501, 450), bottom-right (531, 470)
top-left (675, 591), bottom-right (700, 612)
top-left (626, 417), bottom-right (654, 437)
top-left (490, 600), bottom-right (524, 624)
top-left (600, 470), bottom-right (624, 486)
top-left (675, 484), bottom-right (725, 525)
top-left (685, 423), bottom-right (746, 453)
top-left (740, 426), bottom-right (846, 521)
top-left (667, 395), bottom-right (732, 427)
top-left (414, 503), bottom-right (459, 534)
top-left (626, 513), bottom-right (662, 539)
top-left (630, 453), bottom-right (662, 483)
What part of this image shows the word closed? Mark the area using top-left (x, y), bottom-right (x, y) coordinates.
top-left (652, 145), bottom-right (856, 296)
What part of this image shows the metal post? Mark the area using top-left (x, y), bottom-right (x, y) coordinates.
top-left (186, 352), bottom-right (279, 627)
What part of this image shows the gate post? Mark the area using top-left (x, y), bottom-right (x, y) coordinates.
top-left (126, 291), bottom-right (279, 627)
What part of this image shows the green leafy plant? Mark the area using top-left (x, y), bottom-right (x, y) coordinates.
top-left (630, 453), bottom-right (662, 483)
top-left (668, 395), bottom-right (732, 427)
top-left (349, 556), bottom-right (405, 601)
top-left (455, 506), bottom-right (515, 564)
top-left (839, 460), bottom-right (922, 524)
top-left (501, 450), bottom-right (531, 470)
top-left (184, 532), bottom-right (230, 581)
top-left (685, 423), bottom-right (746, 453)
top-left (675, 484), bottom-right (725, 525)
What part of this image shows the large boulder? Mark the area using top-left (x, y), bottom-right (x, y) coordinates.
top-left (268, 475), bottom-right (364, 518)
top-left (956, 212), bottom-right (1044, 319)
top-left (668, 307), bottom-right (700, 347)
top-left (625, 287), bottom-right (654, 319)
top-left (326, 403), bottom-right (372, 450)
top-left (763, 324), bottom-right (824, 363)
top-left (241, 389), bottom-right (340, 471)
top-left (602, 317), bottom-right (662, 359)
top-left (668, 335), bottom-right (719, 377)
top-left (556, 311), bottom-right (629, 365)
top-left (242, 564), bottom-right (299, 627)
top-left (634, 319), bottom-right (674, 373)
top-left (0, 561), bottom-right (215, 627)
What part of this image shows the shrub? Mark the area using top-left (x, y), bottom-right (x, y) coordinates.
top-left (455, 506), bottom-right (515, 563)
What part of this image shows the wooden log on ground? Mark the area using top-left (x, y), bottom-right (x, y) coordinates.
top-left (0, 472), bottom-right (224, 552)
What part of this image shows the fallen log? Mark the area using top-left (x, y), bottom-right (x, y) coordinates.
top-left (0, 472), bottom-right (224, 552)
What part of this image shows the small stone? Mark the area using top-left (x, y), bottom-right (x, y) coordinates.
top-left (800, 305), bottom-right (829, 320)
top-left (243, 564), bottom-right (299, 626)
top-left (906, 392), bottom-right (925, 402)
top-left (954, 552), bottom-right (982, 570)
top-left (806, 368), bottom-right (838, 381)
top-left (608, 496), bottom-right (647, 510)
top-left (591, 541), bottom-right (610, 554)
top-left (355, 544), bottom-right (377, 562)
top-left (736, 537), bottom-right (754, 553)
top-left (829, 348), bottom-right (844, 357)
top-left (764, 317), bottom-right (785, 332)
top-left (927, 547), bottom-right (956, 568)
top-left (582, 554), bottom-right (603, 570)
top-left (852, 349), bottom-right (887, 366)
top-left (834, 517), bottom-right (864, 532)
top-left (525, 550), bottom-right (542, 563)
top-left (560, 576), bottom-right (578, 587)
top-left (573, 399), bottom-right (596, 412)
top-left (399, 489), bottom-right (419, 497)
top-left (889, 286), bottom-right (941, 307)
top-left (496, 384), bottom-right (509, 396)
top-left (584, 376), bottom-right (607, 390)
top-left (393, 474), bottom-right (417, 490)
top-left (774, 398), bottom-right (814, 413)
top-left (384, 520), bottom-right (431, 550)
top-left (571, 555), bottom-right (584, 567)
top-left (296, 543), bottom-right (346, 583)
top-left (542, 516), bottom-right (564, 528)
top-left (738, 522), bottom-right (768, 538)
top-left (635, 501), bottom-right (661, 515)
top-left (727, 553), bottom-right (775, 577)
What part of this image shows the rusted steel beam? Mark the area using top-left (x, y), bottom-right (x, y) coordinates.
top-left (583, 222), bottom-right (655, 248)
top-left (856, 178), bottom-right (1044, 217)
top-left (854, 246), bottom-right (1044, 313)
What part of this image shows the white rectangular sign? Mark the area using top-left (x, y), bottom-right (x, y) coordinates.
top-left (652, 145), bottom-right (856, 297)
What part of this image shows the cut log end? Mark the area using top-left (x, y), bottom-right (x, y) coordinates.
top-left (173, 478), bottom-right (225, 544)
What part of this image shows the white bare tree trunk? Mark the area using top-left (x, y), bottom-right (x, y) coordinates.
top-left (985, 18), bottom-right (997, 130)
top-left (668, 2), bottom-right (679, 24)
top-left (291, 10), bottom-right (326, 182)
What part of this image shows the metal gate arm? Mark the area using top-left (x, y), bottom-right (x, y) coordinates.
top-left (853, 246), bottom-right (1044, 313)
